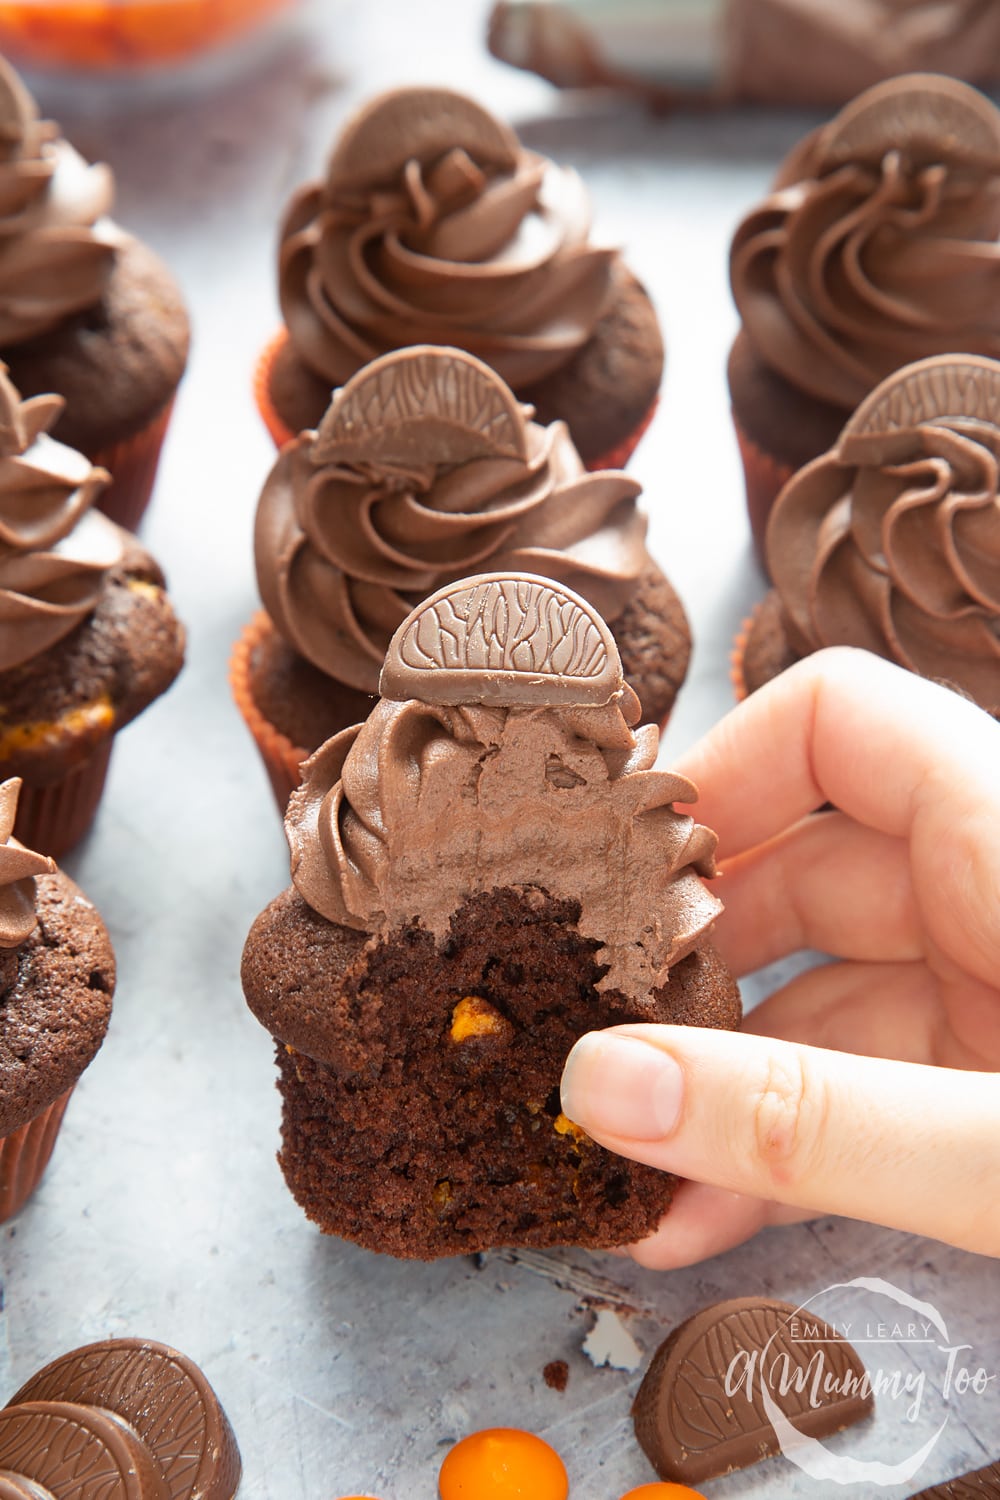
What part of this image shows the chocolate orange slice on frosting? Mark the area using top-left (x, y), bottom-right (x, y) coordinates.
top-left (379, 572), bottom-right (621, 706)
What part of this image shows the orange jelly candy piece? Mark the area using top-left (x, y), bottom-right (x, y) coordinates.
top-left (439, 1427), bottom-right (568, 1500)
top-left (619, 1486), bottom-right (709, 1499)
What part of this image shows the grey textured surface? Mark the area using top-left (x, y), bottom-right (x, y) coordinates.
top-left (1, 3), bottom-right (996, 1497)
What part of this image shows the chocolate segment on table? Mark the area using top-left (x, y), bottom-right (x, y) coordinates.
top-left (765, 354), bottom-right (1000, 715)
top-left (9, 1338), bottom-right (241, 1500)
top-left (0, 1475), bottom-right (56, 1498)
top-left (632, 1296), bottom-right (872, 1484)
top-left (254, 345), bottom-right (654, 696)
top-left (907, 1459), bottom-right (1000, 1497)
top-left (0, 1401), bottom-right (169, 1499)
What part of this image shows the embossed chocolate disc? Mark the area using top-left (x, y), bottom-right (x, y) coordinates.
top-left (0, 1474), bottom-right (56, 1499)
top-left (313, 346), bottom-right (528, 468)
top-left (379, 572), bottom-right (622, 706)
top-left (908, 1458), bottom-right (1000, 1497)
top-left (0, 1402), bottom-right (169, 1499)
top-left (326, 86), bottom-right (520, 194)
top-left (632, 1297), bottom-right (872, 1484)
top-left (840, 354), bottom-right (1000, 461)
top-left (9, 1339), bottom-right (241, 1500)
top-left (817, 73), bottom-right (1000, 171)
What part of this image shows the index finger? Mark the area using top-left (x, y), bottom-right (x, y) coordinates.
top-left (674, 647), bottom-right (1000, 858)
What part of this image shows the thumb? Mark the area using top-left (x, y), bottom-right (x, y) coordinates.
top-left (560, 1026), bottom-right (1000, 1256)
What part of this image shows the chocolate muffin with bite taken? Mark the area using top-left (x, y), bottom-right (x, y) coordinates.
top-left (242, 573), bottom-right (740, 1259)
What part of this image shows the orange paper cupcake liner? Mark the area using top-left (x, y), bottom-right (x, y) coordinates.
top-left (587, 395), bottom-right (659, 473)
top-left (90, 399), bottom-right (176, 533)
top-left (230, 613), bottom-right (310, 813)
top-left (732, 416), bottom-right (795, 573)
top-left (254, 330), bottom-right (297, 450)
top-left (0, 1086), bottom-right (74, 1224)
top-left (730, 603), bottom-right (767, 704)
top-left (14, 740), bottom-right (114, 860)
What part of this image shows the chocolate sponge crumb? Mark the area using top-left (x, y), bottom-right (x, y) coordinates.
top-left (244, 886), bottom-right (740, 1258)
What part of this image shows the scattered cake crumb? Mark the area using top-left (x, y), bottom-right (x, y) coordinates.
top-left (543, 1359), bottom-right (569, 1392)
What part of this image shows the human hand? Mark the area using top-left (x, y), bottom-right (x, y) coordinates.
top-left (560, 648), bottom-right (1000, 1266)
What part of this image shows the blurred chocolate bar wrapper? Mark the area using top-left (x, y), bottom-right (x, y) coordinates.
top-left (488, 0), bottom-right (1000, 108)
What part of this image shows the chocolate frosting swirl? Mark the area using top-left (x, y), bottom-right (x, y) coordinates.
top-left (731, 74), bottom-right (1000, 411)
top-left (0, 365), bottom-right (120, 671)
top-left (768, 355), bottom-right (1000, 713)
top-left (278, 86), bottom-right (615, 389)
top-left (0, 778), bottom-right (54, 948)
top-left (0, 55), bottom-right (116, 345)
top-left (255, 347), bottom-right (650, 691)
top-left (286, 576), bottom-right (721, 996)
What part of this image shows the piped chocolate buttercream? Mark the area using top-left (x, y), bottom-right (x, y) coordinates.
top-left (731, 75), bottom-right (1000, 411)
top-left (254, 346), bottom-right (651, 692)
top-left (767, 353), bottom-right (1000, 714)
top-left (286, 573), bottom-right (720, 996)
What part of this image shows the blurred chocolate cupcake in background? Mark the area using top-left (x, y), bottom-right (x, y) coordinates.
top-left (255, 84), bottom-right (664, 473)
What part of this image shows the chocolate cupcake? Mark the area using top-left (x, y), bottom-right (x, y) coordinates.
top-left (235, 345), bottom-right (689, 809)
top-left (0, 54), bottom-right (190, 531)
top-left (728, 73), bottom-right (1000, 563)
top-left (0, 368), bottom-right (185, 855)
top-left (242, 574), bottom-right (740, 1259)
top-left (255, 86), bottom-right (663, 471)
top-left (0, 777), bottom-right (114, 1222)
top-left (736, 354), bottom-right (1000, 717)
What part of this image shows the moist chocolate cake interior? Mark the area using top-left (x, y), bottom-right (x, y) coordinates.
top-left (247, 885), bottom-right (739, 1258)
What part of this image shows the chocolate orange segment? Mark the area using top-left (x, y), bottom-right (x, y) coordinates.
top-left (8, 1339), bottom-right (240, 1500)
top-left (908, 1459), bottom-right (1000, 1497)
top-left (839, 353), bottom-right (1000, 462)
top-left (0, 1402), bottom-right (168, 1499)
top-left (325, 86), bottom-right (519, 195)
top-left (0, 1473), bottom-right (57, 1499)
top-left (632, 1296), bottom-right (872, 1484)
top-left (312, 345), bottom-right (528, 468)
top-left (815, 73), bottom-right (1000, 171)
top-left (379, 572), bottom-right (621, 706)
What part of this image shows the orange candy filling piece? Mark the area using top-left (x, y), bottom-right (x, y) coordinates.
top-left (439, 1428), bottom-right (568, 1500)
top-left (618, 1486), bottom-right (709, 1500)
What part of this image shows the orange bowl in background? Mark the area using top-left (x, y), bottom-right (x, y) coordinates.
top-left (0, 0), bottom-right (293, 69)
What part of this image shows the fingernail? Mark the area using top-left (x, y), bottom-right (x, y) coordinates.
top-left (560, 1032), bottom-right (684, 1141)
